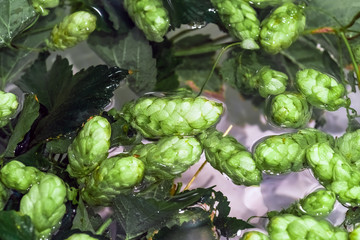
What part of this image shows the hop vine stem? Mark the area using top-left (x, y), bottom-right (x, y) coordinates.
top-left (339, 31), bottom-right (360, 87)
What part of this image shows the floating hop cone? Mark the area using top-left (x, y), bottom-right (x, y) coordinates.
top-left (306, 142), bottom-right (360, 206)
top-left (131, 136), bottom-right (203, 180)
top-left (260, 2), bottom-right (306, 54)
top-left (47, 11), bottom-right (97, 50)
top-left (0, 160), bottom-right (46, 194)
top-left (210, 0), bottom-right (260, 48)
top-left (266, 92), bottom-right (312, 129)
top-left (253, 128), bottom-right (334, 174)
top-left (122, 96), bottom-right (223, 139)
top-left (123, 0), bottom-right (170, 42)
top-left (65, 233), bottom-right (99, 240)
top-left (295, 69), bottom-right (349, 111)
top-left (20, 174), bottom-right (67, 239)
top-left (336, 129), bottom-right (360, 168)
top-left (267, 214), bottom-right (348, 240)
top-left (0, 90), bottom-right (19, 128)
top-left (32, 0), bottom-right (59, 16)
top-left (241, 231), bottom-right (269, 240)
top-left (198, 128), bottom-right (262, 186)
top-left (81, 154), bottom-right (145, 206)
top-left (67, 116), bottom-right (111, 180)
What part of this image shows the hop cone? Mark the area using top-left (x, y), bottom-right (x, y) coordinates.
top-left (210, 0), bottom-right (260, 45)
top-left (244, 0), bottom-right (294, 9)
top-left (20, 174), bottom-right (67, 239)
top-left (335, 129), bottom-right (360, 167)
top-left (81, 155), bottom-right (145, 206)
top-left (122, 96), bottom-right (223, 139)
top-left (257, 67), bottom-right (288, 98)
top-left (66, 233), bottom-right (98, 240)
top-left (123, 0), bottom-right (169, 42)
top-left (0, 181), bottom-right (9, 210)
top-left (291, 128), bottom-right (335, 149)
top-left (67, 116), bottom-right (111, 180)
top-left (47, 11), bottom-right (97, 50)
top-left (0, 160), bottom-right (45, 193)
top-left (241, 231), bottom-right (269, 240)
top-left (266, 92), bottom-right (312, 128)
top-left (299, 189), bottom-right (336, 217)
top-left (32, 0), bottom-right (59, 16)
top-left (295, 69), bottom-right (349, 111)
top-left (306, 142), bottom-right (360, 206)
top-left (260, 3), bottom-right (306, 54)
top-left (267, 214), bottom-right (348, 240)
top-left (0, 90), bottom-right (19, 128)
top-left (131, 136), bottom-right (203, 180)
top-left (198, 128), bottom-right (262, 186)
top-left (350, 225), bottom-right (360, 240)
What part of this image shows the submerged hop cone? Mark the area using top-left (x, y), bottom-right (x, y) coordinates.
top-left (20, 174), bottom-right (67, 239)
top-left (295, 69), bottom-right (349, 111)
top-left (122, 96), bottom-right (223, 138)
top-left (47, 11), bottom-right (97, 50)
top-left (0, 90), bottom-right (19, 128)
top-left (198, 128), bottom-right (262, 186)
top-left (67, 116), bottom-right (111, 180)
top-left (82, 155), bottom-right (145, 206)
top-left (299, 189), bottom-right (336, 217)
top-left (257, 67), bottom-right (288, 98)
top-left (123, 0), bottom-right (170, 42)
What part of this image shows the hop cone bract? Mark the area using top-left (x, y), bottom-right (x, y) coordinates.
top-left (257, 67), bottom-right (288, 98)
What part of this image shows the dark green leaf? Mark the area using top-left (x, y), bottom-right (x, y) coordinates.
top-left (343, 207), bottom-right (360, 230)
top-left (162, 0), bottom-right (222, 29)
top-left (16, 54), bottom-right (128, 145)
top-left (0, 210), bottom-right (36, 240)
top-left (110, 117), bottom-right (142, 147)
top-left (88, 28), bottom-right (156, 95)
top-left (113, 187), bottom-right (213, 240)
top-left (4, 94), bottom-right (40, 157)
top-left (219, 54), bottom-right (238, 89)
top-left (14, 144), bottom-right (50, 170)
top-left (0, 0), bottom-right (37, 47)
top-left (72, 198), bottom-right (102, 233)
top-left (45, 136), bottom-right (74, 154)
top-left (135, 180), bottom-right (174, 200)
top-left (214, 217), bottom-right (253, 238)
top-left (101, 0), bottom-right (134, 33)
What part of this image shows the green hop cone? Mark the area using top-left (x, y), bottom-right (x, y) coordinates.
top-left (266, 92), bottom-right (312, 129)
top-left (81, 155), bottom-right (145, 206)
top-left (122, 96), bottom-right (223, 139)
top-left (291, 128), bottom-right (335, 149)
top-left (198, 128), bottom-right (262, 186)
top-left (20, 174), bottom-right (67, 239)
top-left (65, 233), bottom-right (99, 240)
top-left (257, 67), bottom-right (288, 98)
top-left (0, 160), bottom-right (46, 193)
top-left (260, 3), bottom-right (306, 54)
top-left (335, 129), bottom-right (360, 167)
top-left (295, 69), bottom-right (349, 111)
top-left (253, 133), bottom-right (305, 174)
top-left (244, 0), bottom-right (294, 9)
top-left (210, 0), bottom-right (260, 47)
top-left (0, 90), bottom-right (19, 128)
top-left (131, 135), bottom-right (203, 180)
top-left (350, 225), bottom-right (360, 240)
top-left (306, 142), bottom-right (360, 206)
top-left (241, 231), bottom-right (269, 240)
top-left (299, 189), bottom-right (336, 217)
top-left (267, 214), bottom-right (348, 240)
top-left (123, 0), bottom-right (170, 42)
top-left (67, 116), bottom-right (111, 180)
top-left (32, 0), bottom-right (59, 16)
top-left (47, 11), bottom-right (97, 50)
top-left (0, 181), bottom-right (9, 210)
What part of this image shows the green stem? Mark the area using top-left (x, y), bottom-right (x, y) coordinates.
top-left (339, 31), bottom-right (360, 87)
top-left (174, 42), bottom-right (232, 57)
top-left (96, 218), bottom-right (113, 235)
top-left (169, 28), bottom-right (195, 42)
top-left (197, 42), bottom-right (243, 96)
top-left (343, 11), bottom-right (360, 30)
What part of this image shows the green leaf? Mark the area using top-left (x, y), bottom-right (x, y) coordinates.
top-left (88, 28), bottom-right (157, 95)
top-left (0, 210), bottom-right (36, 240)
top-left (343, 207), bottom-right (360, 229)
top-left (0, 0), bottom-right (37, 47)
top-left (72, 198), bottom-right (103, 233)
top-left (45, 136), bottom-right (74, 154)
top-left (113, 187), bottom-right (213, 240)
top-left (110, 116), bottom-right (142, 147)
top-left (3, 94), bottom-right (40, 157)
top-left (14, 144), bottom-right (50, 170)
top-left (15, 54), bottom-right (129, 146)
top-left (162, 0), bottom-right (221, 29)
